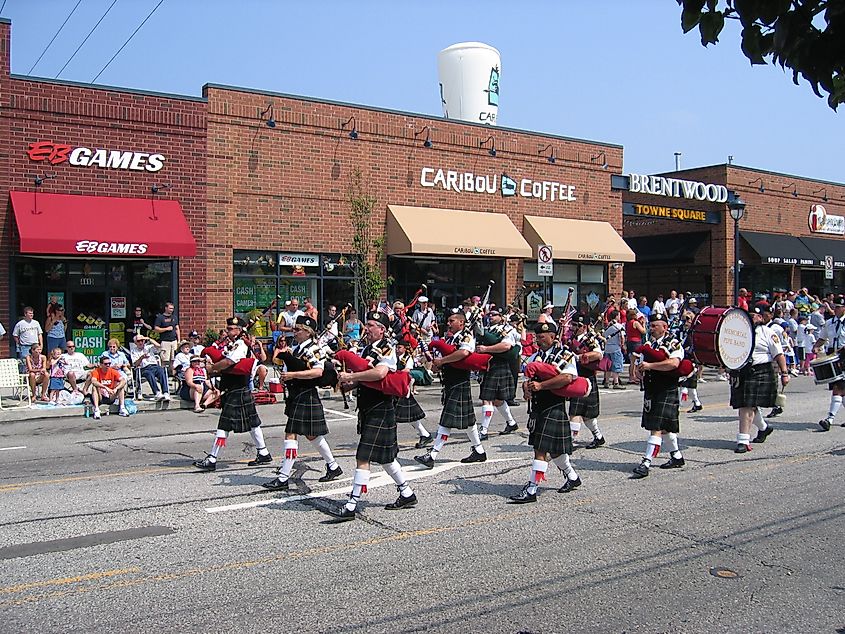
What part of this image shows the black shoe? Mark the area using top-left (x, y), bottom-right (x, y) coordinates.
top-left (507, 399), bottom-right (520, 406)
top-left (734, 443), bottom-right (751, 454)
top-left (415, 435), bottom-right (433, 449)
top-left (631, 462), bottom-right (649, 479)
top-left (385, 492), bottom-right (417, 510)
top-left (558, 476), bottom-right (582, 493)
top-left (659, 455), bottom-right (685, 469)
top-left (460, 448), bottom-right (488, 464)
top-left (687, 403), bottom-right (703, 413)
top-left (261, 477), bottom-right (289, 491)
top-left (767, 406), bottom-right (783, 418)
top-left (330, 506), bottom-right (356, 522)
top-left (501, 422), bottom-right (518, 435)
top-left (585, 436), bottom-right (606, 449)
top-left (192, 457), bottom-right (216, 472)
top-left (247, 452), bottom-right (273, 466)
top-left (479, 431), bottom-right (489, 442)
top-left (414, 453), bottom-right (435, 469)
top-left (819, 418), bottom-right (832, 432)
top-left (318, 465), bottom-right (344, 482)
top-left (751, 425), bottom-right (774, 444)
top-left (508, 487), bottom-right (537, 504)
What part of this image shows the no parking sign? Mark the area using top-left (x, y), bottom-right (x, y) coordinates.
top-left (538, 244), bottom-right (553, 276)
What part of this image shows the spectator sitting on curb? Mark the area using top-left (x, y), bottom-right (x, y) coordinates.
top-left (180, 355), bottom-right (219, 412)
top-left (172, 340), bottom-right (193, 381)
top-left (84, 354), bottom-right (128, 419)
top-left (189, 330), bottom-right (204, 356)
top-left (25, 343), bottom-right (49, 401)
top-left (103, 339), bottom-right (132, 381)
top-left (130, 334), bottom-right (170, 401)
top-left (61, 341), bottom-right (93, 393)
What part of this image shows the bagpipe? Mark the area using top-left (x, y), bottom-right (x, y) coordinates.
top-left (202, 345), bottom-right (256, 376)
top-left (429, 339), bottom-right (491, 372)
top-left (275, 349), bottom-right (337, 389)
top-left (334, 350), bottom-right (411, 399)
top-left (638, 341), bottom-right (695, 379)
top-left (523, 362), bottom-right (591, 398)
top-left (477, 327), bottom-right (521, 363)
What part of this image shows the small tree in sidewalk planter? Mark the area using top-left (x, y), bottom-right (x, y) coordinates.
top-left (349, 167), bottom-right (392, 312)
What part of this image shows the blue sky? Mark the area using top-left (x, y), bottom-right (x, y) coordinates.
top-left (4, 0), bottom-right (842, 184)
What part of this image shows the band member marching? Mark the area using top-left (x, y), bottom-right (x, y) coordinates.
top-left (476, 308), bottom-right (520, 439)
top-left (395, 337), bottom-right (433, 448)
top-left (816, 297), bottom-right (845, 431)
top-left (567, 315), bottom-right (606, 448)
top-left (631, 312), bottom-right (686, 479)
top-left (509, 321), bottom-right (581, 503)
top-left (414, 310), bottom-right (487, 469)
top-left (192, 317), bottom-right (272, 472)
top-left (730, 304), bottom-right (787, 451)
top-left (332, 312), bottom-right (418, 521)
top-left (261, 315), bottom-right (343, 491)
top-left (674, 311), bottom-right (704, 413)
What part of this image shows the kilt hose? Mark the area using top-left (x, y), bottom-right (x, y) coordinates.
top-left (528, 399), bottom-right (573, 457)
top-left (730, 362), bottom-right (777, 409)
top-left (218, 387), bottom-right (263, 434)
top-left (284, 387), bottom-right (329, 436)
top-left (641, 385), bottom-right (680, 433)
top-left (678, 370), bottom-right (698, 389)
top-left (479, 360), bottom-right (516, 401)
top-left (569, 374), bottom-right (600, 419)
top-left (440, 380), bottom-right (476, 430)
top-left (356, 399), bottom-right (400, 465)
top-left (395, 394), bottom-right (425, 424)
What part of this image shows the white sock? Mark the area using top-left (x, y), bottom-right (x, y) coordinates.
top-left (752, 408), bottom-right (768, 431)
top-left (481, 405), bottom-right (494, 433)
top-left (429, 425), bottom-right (449, 460)
top-left (643, 435), bottom-right (662, 466)
top-left (737, 432), bottom-right (751, 445)
top-left (690, 388), bottom-right (701, 406)
top-left (346, 468), bottom-right (370, 511)
top-left (384, 460), bottom-right (414, 497)
top-left (569, 420), bottom-right (582, 438)
top-left (527, 459), bottom-right (548, 494)
top-left (466, 424), bottom-right (485, 453)
top-left (249, 427), bottom-right (269, 455)
top-left (310, 435), bottom-right (338, 470)
top-left (584, 418), bottom-right (603, 439)
top-left (496, 402), bottom-right (514, 424)
top-left (278, 439), bottom-right (298, 480)
top-left (665, 432), bottom-right (682, 459)
top-left (208, 429), bottom-right (228, 461)
top-left (829, 395), bottom-right (842, 419)
top-left (553, 454), bottom-right (578, 480)
top-left (413, 421), bottom-right (430, 438)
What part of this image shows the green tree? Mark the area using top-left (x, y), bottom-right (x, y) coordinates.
top-left (677, 0), bottom-right (845, 109)
top-left (348, 168), bottom-right (390, 311)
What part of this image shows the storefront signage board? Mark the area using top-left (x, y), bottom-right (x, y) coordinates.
top-left (73, 328), bottom-right (107, 363)
top-left (110, 297), bottom-right (126, 319)
top-left (808, 204), bottom-right (845, 236)
top-left (420, 167), bottom-right (576, 204)
top-left (27, 141), bottom-right (166, 172)
top-left (623, 202), bottom-right (720, 224)
top-left (278, 253), bottom-right (319, 266)
top-left (627, 174), bottom-right (728, 203)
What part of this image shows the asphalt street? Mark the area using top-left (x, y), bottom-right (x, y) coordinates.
top-left (0, 371), bottom-right (843, 633)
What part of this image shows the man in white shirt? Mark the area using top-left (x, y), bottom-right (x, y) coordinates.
top-left (12, 307), bottom-right (43, 361)
top-left (652, 294), bottom-right (666, 315)
top-left (172, 340), bottom-right (193, 380)
top-left (278, 299), bottom-right (305, 345)
top-left (130, 334), bottom-right (170, 400)
top-left (665, 291), bottom-right (681, 317)
top-left (411, 296), bottom-right (437, 344)
top-left (60, 340), bottom-right (93, 393)
top-left (189, 330), bottom-right (205, 357)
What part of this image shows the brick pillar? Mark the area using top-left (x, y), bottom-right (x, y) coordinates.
top-left (713, 212), bottom-right (734, 305)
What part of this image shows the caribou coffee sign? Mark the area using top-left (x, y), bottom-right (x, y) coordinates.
top-left (420, 167), bottom-right (577, 203)
top-left (27, 141), bottom-right (166, 172)
top-left (808, 204), bottom-right (845, 236)
top-left (628, 174), bottom-right (728, 203)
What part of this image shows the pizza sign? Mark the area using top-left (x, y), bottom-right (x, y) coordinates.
top-left (809, 204), bottom-right (845, 236)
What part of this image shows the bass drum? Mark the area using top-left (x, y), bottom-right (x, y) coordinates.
top-left (690, 306), bottom-right (754, 370)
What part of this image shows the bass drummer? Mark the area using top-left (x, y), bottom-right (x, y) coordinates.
top-left (731, 304), bottom-right (788, 453)
top-left (815, 297), bottom-right (845, 431)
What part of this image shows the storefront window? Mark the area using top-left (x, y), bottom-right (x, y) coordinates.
top-left (523, 262), bottom-right (607, 321)
top-left (234, 251), bottom-right (277, 276)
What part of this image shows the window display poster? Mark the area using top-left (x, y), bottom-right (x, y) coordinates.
top-left (73, 328), bottom-right (107, 363)
top-left (111, 296), bottom-right (127, 319)
top-left (109, 322), bottom-right (125, 346)
top-left (47, 291), bottom-right (65, 309)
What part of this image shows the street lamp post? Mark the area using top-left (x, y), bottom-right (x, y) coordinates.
top-left (728, 195), bottom-right (747, 306)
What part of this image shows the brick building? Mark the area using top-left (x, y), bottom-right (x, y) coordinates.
top-left (620, 165), bottom-right (845, 305)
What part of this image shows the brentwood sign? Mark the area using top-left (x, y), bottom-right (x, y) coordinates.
top-left (628, 174), bottom-right (728, 203)
top-left (75, 241), bottom-right (150, 254)
top-left (27, 141), bottom-right (166, 173)
top-left (420, 167), bottom-right (576, 203)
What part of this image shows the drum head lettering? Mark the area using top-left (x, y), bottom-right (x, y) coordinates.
top-left (716, 308), bottom-right (754, 370)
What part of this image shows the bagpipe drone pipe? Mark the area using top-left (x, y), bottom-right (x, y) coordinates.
top-left (334, 350), bottom-right (411, 398)
top-left (638, 342), bottom-right (695, 379)
top-left (202, 346), bottom-right (256, 375)
top-left (523, 362), bottom-right (592, 399)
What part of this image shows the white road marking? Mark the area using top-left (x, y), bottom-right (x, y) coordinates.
top-left (204, 456), bottom-right (523, 513)
top-left (0, 446), bottom-right (26, 452)
top-left (324, 409), bottom-right (359, 421)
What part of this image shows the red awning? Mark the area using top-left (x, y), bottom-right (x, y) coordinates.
top-left (10, 191), bottom-right (197, 257)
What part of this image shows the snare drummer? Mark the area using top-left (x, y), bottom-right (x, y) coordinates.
top-left (731, 305), bottom-right (788, 453)
top-left (815, 297), bottom-right (845, 431)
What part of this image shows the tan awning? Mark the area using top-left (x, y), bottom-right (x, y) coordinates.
top-left (523, 215), bottom-right (636, 263)
top-left (387, 205), bottom-right (532, 258)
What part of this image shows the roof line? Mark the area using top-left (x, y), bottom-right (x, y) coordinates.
top-left (10, 73), bottom-right (207, 103)
top-left (654, 163), bottom-right (845, 188)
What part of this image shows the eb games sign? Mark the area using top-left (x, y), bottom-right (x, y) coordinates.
top-left (27, 141), bottom-right (166, 173)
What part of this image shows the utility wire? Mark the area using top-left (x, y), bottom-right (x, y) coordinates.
top-left (55, 0), bottom-right (119, 79)
top-left (28, 0), bottom-right (83, 74)
top-left (0, 1), bottom-right (8, 16)
top-left (91, 0), bottom-right (164, 84)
